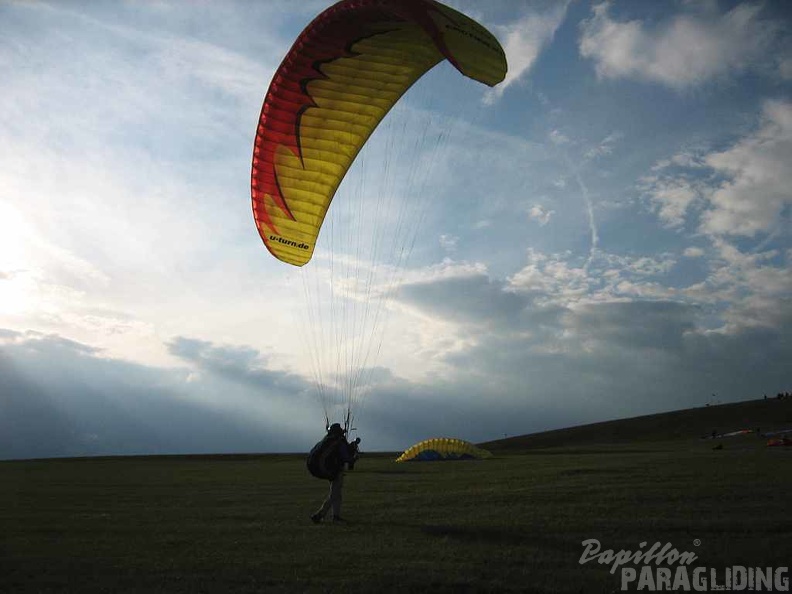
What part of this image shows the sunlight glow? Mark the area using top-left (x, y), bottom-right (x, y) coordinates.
top-left (0, 204), bottom-right (36, 315)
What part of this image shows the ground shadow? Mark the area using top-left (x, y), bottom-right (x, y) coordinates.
top-left (353, 469), bottom-right (419, 475)
top-left (418, 524), bottom-right (572, 551)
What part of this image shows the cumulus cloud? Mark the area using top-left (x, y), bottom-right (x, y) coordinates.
top-left (703, 238), bottom-right (792, 331)
top-left (642, 101), bottom-right (792, 239)
top-left (506, 249), bottom-right (681, 308)
top-left (579, 1), bottom-right (778, 88)
top-left (647, 179), bottom-right (701, 228)
top-left (508, 250), bottom-right (590, 301)
top-left (486, 1), bottom-right (571, 101)
top-left (398, 250), bottom-right (682, 337)
top-left (701, 100), bottom-right (792, 237)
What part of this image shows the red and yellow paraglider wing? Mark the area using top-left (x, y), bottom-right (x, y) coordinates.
top-left (252, 7), bottom-right (442, 266)
top-left (251, 0), bottom-right (507, 267)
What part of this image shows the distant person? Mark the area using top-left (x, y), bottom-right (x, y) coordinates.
top-left (307, 423), bottom-right (360, 524)
top-left (347, 436), bottom-right (361, 470)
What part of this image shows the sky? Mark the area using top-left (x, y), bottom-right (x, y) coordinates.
top-left (1, 0), bottom-right (790, 460)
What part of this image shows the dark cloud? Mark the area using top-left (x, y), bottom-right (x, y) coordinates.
top-left (389, 270), bottom-right (792, 431)
top-left (5, 330), bottom-right (103, 355)
top-left (167, 336), bottom-right (309, 394)
top-left (0, 332), bottom-right (311, 460)
top-left (571, 301), bottom-right (698, 350)
top-left (0, 328), bottom-right (21, 340)
top-left (397, 272), bottom-right (530, 327)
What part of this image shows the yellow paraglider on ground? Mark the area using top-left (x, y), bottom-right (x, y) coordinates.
top-left (396, 437), bottom-right (492, 462)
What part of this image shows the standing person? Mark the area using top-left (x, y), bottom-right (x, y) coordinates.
top-left (308, 423), bottom-right (359, 524)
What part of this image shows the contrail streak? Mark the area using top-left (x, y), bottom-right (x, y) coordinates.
top-left (563, 152), bottom-right (599, 270)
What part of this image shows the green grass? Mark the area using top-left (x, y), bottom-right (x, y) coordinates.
top-left (2, 438), bottom-right (790, 593)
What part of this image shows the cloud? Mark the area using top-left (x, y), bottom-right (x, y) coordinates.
top-left (397, 264), bottom-right (527, 329)
top-left (651, 151), bottom-right (707, 172)
top-left (3, 1), bottom-right (791, 460)
top-left (572, 300), bottom-right (697, 351)
top-left (549, 129), bottom-right (571, 145)
top-left (781, 56), bottom-right (792, 80)
top-left (641, 101), bottom-right (792, 239)
top-left (167, 336), bottom-right (309, 394)
top-left (701, 100), bottom-right (792, 237)
top-left (703, 238), bottom-right (792, 332)
top-left (5, 233), bottom-right (791, 460)
top-left (683, 247), bottom-right (705, 258)
top-left (0, 328), bottom-right (102, 355)
top-left (584, 132), bottom-right (623, 160)
top-left (633, 98), bottom-right (791, 342)
top-left (508, 250), bottom-right (590, 301)
top-left (397, 250), bottom-right (684, 344)
top-left (647, 179), bottom-right (701, 228)
top-left (505, 249), bottom-right (681, 309)
top-left (389, 259), bottom-right (792, 422)
top-left (0, 2), bottom-right (303, 366)
top-left (439, 234), bottom-right (459, 253)
top-left (485, 2), bottom-right (571, 101)
top-left (528, 205), bottom-right (555, 226)
top-left (0, 330), bottom-right (314, 460)
top-left (579, 2), bottom-right (778, 88)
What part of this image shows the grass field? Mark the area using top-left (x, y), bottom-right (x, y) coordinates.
top-left (2, 429), bottom-right (790, 593)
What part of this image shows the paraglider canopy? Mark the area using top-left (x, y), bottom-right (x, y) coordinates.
top-left (396, 437), bottom-right (492, 462)
top-left (251, 0), bottom-right (507, 266)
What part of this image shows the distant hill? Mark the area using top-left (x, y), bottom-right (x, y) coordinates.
top-left (481, 397), bottom-right (792, 451)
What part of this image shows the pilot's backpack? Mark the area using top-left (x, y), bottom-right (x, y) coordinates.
top-left (306, 434), bottom-right (343, 480)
